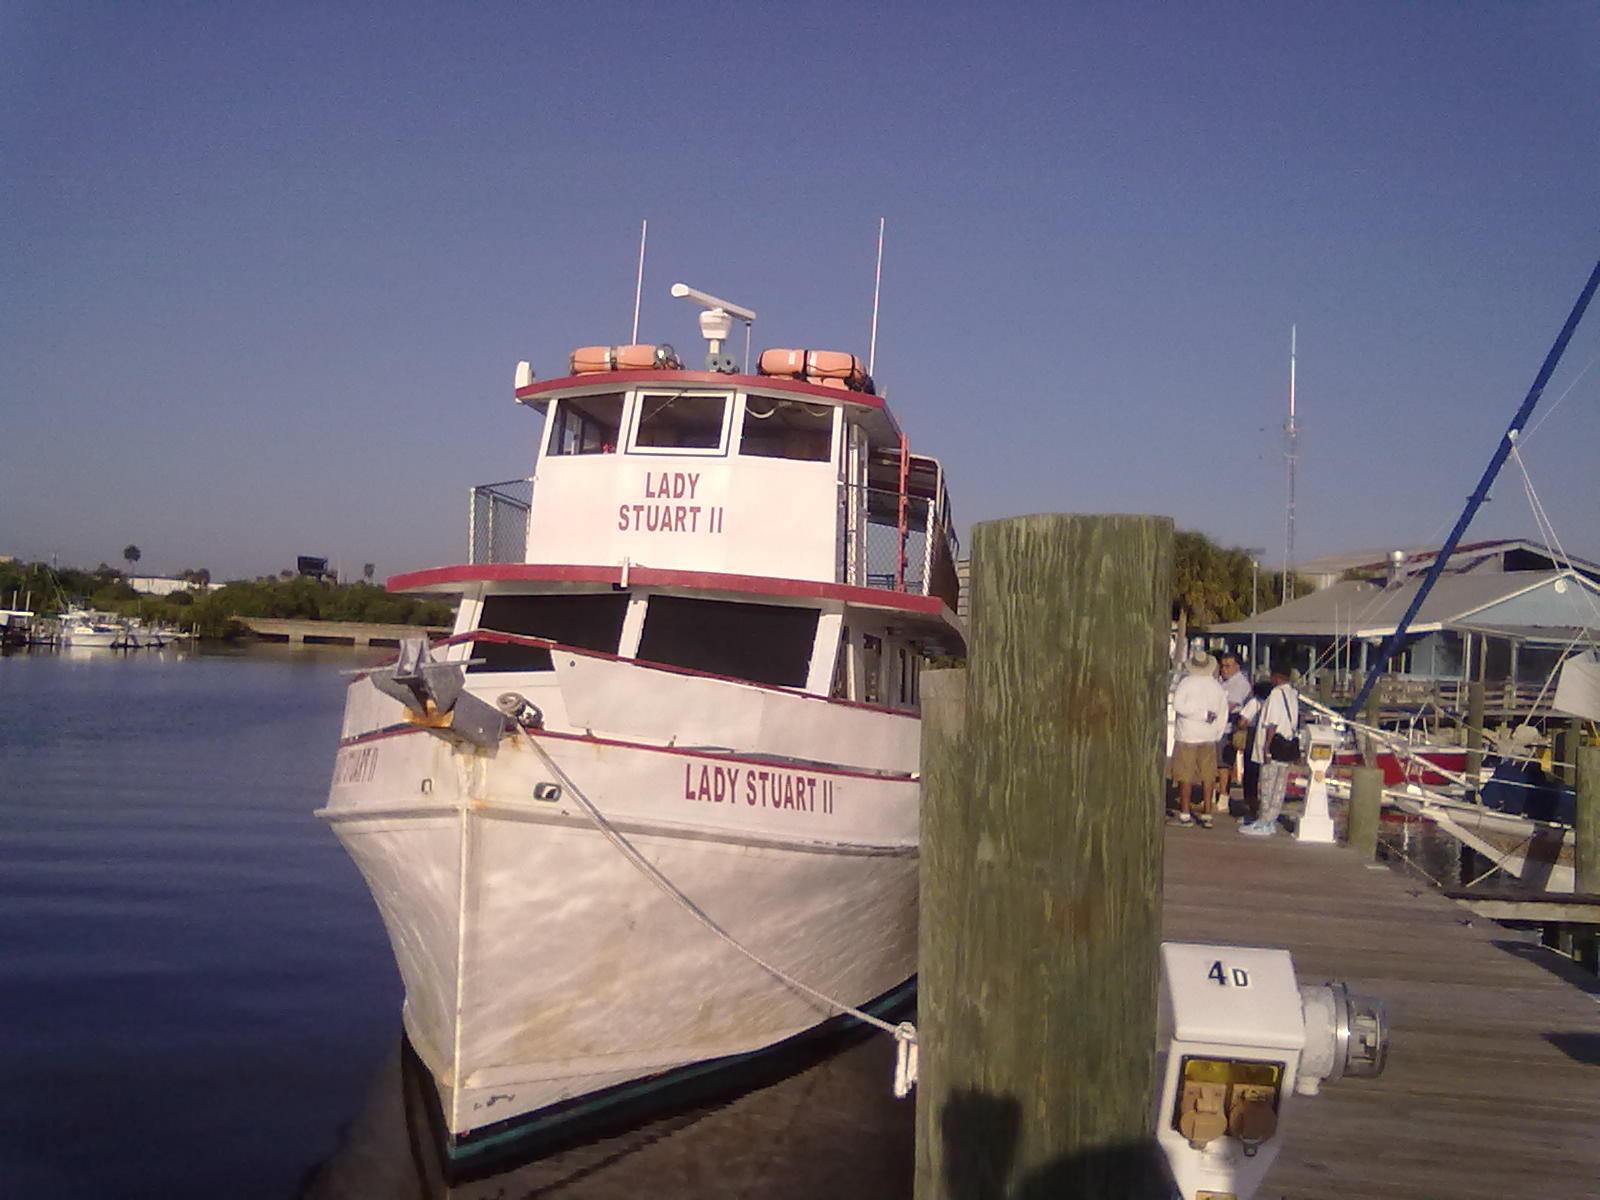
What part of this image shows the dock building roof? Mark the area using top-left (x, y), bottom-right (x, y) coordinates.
top-left (1211, 569), bottom-right (1600, 640)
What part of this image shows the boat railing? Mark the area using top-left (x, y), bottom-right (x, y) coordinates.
top-left (838, 484), bottom-right (960, 611)
top-left (466, 474), bottom-right (962, 613)
top-left (469, 478), bottom-right (533, 565)
top-left (1311, 674), bottom-right (1557, 722)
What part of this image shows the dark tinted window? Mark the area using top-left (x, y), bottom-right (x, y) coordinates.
top-left (548, 394), bottom-right (624, 456)
top-left (471, 593), bottom-right (630, 672)
top-left (634, 393), bottom-right (727, 450)
top-left (740, 398), bottom-right (833, 461)
top-left (637, 596), bottom-right (818, 688)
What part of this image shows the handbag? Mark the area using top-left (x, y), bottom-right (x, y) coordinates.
top-left (1268, 731), bottom-right (1301, 763)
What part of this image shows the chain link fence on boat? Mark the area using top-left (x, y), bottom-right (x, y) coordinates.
top-left (838, 485), bottom-right (959, 607)
top-left (469, 478), bottom-right (533, 565)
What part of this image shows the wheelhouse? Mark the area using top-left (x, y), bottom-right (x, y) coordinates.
top-left (398, 354), bottom-right (962, 718)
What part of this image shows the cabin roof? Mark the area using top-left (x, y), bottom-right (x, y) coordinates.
top-left (514, 369), bottom-right (904, 446)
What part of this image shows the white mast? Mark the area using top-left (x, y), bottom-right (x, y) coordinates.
top-left (1284, 324), bottom-right (1298, 604)
top-left (630, 219), bottom-right (648, 344)
top-left (868, 217), bottom-right (885, 376)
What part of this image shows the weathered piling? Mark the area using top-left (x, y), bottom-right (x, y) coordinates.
top-left (1464, 680), bottom-right (1486, 782)
top-left (1577, 744), bottom-right (1600, 895)
top-left (1347, 765), bottom-right (1384, 861)
top-left (1358, 689), bottom-right (1382, 764)
top-left (915, 513), bottom-right (1174, 1200)
top-left (1556, 720), bottom-right (1582, 788)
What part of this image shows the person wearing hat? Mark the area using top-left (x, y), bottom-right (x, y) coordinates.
top-left (1170, 650), bottom-right (1227, 827)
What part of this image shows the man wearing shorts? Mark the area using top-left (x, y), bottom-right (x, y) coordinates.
top-left (1170, 651), bottom-right (1227, 827)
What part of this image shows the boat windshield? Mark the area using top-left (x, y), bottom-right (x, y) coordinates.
top-left (738, 398), bottom-right (833, 462)
top-left (470, 593), bottom-right (630, 671)
top-left (547, 394), bottom-right (624, 456)
top-left (630, 393), bottom-right (729, 453)
top-left (636, 596), bottom-right (818, 688)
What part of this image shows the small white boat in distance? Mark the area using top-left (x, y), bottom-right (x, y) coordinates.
top-left (320, 290), bottom-right (963, 1161)
top-left (58, 609), bottom-right (136, 649)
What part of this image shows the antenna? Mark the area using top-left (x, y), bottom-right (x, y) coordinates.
top-left (868, 217), bottom-right (885, 376)
top-left (630, 219), bottom-right (648, 344)
top-left (1284, 324), bottom-right (1298, 604)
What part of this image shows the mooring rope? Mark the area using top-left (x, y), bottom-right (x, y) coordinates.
top-left (509, 723), bottom-right (919, 1097)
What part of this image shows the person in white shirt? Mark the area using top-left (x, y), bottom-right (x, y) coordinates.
top-left (1241, 667), bottom-right (1301, 837)
top-left (1236, 680), bottom-right (1268, 816)
top-left (1169, 651), bottom-right (1228, 827)
top-left (1215, 653), bottom-right (1252, 800)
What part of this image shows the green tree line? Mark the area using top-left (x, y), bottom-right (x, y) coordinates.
top-left (1171, 530), bottom-right (1310, 627)
top-left (0, 560), bottom-right (452, 639)
top-left (5, 528), bottom-right (1294, 641)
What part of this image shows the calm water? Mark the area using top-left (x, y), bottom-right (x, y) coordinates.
top-left (0, 646), bottom-right (401, 1199)
top-left (0, 645), bottom-right (916, 1199)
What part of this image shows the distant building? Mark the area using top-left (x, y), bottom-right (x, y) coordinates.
top-left (127, 575), bottom-right (219, 597)
top-left (1212, 569), bottom-right (1599, 687)
top-left (1295, 538), bottom-right (1600, 592)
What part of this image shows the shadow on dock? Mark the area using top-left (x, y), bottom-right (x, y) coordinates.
top-left (936, 1087), bottom-right (1174, 1199)
top-left (1543, 1032), bottom-right (1600, 1065)
top-left (1487, 937), bottom-right (1600, 995)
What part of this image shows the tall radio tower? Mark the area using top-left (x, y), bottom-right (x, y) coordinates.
top-left (1284, 324), bottom-right (1298, 604)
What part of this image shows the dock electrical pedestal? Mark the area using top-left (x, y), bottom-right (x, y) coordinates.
top-left (1296, 725), bottom-right (1341, 844)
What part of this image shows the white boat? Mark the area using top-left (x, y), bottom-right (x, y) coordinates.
top-left (58, 609), bottom-right (136, 649)
top-left (319, 303), bottom-right (964, 1159)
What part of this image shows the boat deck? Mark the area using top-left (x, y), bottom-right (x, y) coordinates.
top-left (377, 819), bottom-right (1600, 1198)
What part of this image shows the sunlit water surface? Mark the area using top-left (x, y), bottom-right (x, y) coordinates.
top-left (0, 646), bottom-right (400, 1199)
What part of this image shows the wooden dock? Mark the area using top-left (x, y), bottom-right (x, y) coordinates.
top-left (1165, 820), bottom-right (1600, 1199)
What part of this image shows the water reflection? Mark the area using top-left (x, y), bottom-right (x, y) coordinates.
top-left (301, 1032), bottom-right (915, 1199)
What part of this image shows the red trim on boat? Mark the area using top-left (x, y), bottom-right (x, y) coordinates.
top-left (514, 370), bottom-right (888, 412)
top-left (337, 721), bottom-right (916, 782)
top-left (387, 562), bottom-right (956, 623)
top-left (432, 628), bottom-right (919, 719)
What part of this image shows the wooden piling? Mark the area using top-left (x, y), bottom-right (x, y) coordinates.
top-left (1464, 681), bottom-right (1485, 782)
top-left (1556, 720), bottom-right (1582, 789)
top-left (914, 514), bottom-right (1173, 1200)
top-left (1577, 744), bottom-right (1600, 896)
top-left (1347, 765), bottom-right (1384, 861)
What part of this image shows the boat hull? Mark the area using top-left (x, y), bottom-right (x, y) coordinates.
top-left (61, 627), bottom-right (129, 648)
top-left (1335, 748), bottom-right (1467, 787)
top-left (323, 698), bottom-right (918, 1142)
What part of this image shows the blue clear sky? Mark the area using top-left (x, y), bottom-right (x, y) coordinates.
top-left (3, 2), bottom-right (1597, 582)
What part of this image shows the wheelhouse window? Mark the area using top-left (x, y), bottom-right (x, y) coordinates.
top-left (630, 392), bottom-right (729, 453)
top-left (636, 596), bottom-right (818, 688)
top-left (469, 593), bottom-right (630, 672)
top-left (739, 397), bottom-right (834, 462)
top-left (547, 393), bottom-right (624, 456)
